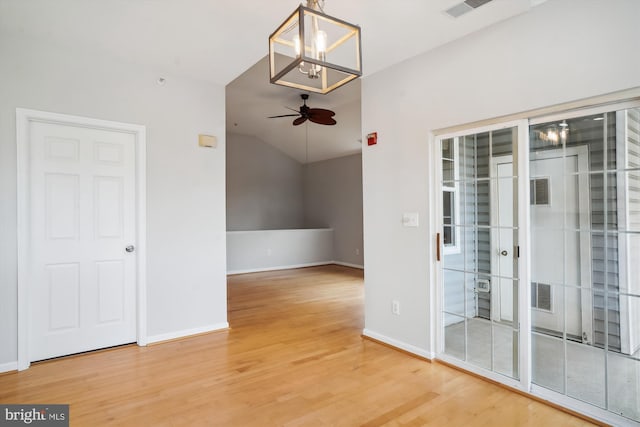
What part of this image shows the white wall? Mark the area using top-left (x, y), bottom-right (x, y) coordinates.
top-left (361, 0), bottom-right (640, 355)
top-left (226, 133), bottom-right (304, 230)
top-left (227, 229), bottom-right (334, 274)
top-left (0, 33), bottom-right (228, 366)
top-left (304, 154), bottom-right (364, 267)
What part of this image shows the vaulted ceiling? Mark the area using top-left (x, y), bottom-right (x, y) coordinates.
top-left (0, 0), bottom-right (547, 163)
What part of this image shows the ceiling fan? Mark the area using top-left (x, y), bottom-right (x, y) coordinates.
top-left (268, 94), bottom-right (336, 126)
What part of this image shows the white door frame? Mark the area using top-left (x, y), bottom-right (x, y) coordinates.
top-left (16, 108), bottom-right (148, 370)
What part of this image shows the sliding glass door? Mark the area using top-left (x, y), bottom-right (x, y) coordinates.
top-left (437, 102), bottom-right (640, 424)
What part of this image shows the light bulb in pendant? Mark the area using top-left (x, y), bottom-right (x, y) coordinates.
top-left (315, 30), bottom-right (327, 61)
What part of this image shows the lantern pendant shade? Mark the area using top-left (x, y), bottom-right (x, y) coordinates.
top-left (269, 5), bottom-right (362, 94)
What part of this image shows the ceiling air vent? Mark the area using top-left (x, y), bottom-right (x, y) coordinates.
top-left (445, 0), bottom-right (493, 18)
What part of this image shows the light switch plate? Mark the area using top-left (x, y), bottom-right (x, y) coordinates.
top-left (402, 212), bottom-right (419, 227)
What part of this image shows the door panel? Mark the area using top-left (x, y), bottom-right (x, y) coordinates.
top-left (45, 173), bottom-right (79, 240)
top-left (494, 166), bottom-right (514, 322)
top-left (29, 121), bottom-right (136, 361)
top-left (440, 127), bottom-right (520, 380)
top-left (530, 154), bottom-right (581, 337)
top-left (96, 260), bottom-right (126, 323)
top-left (47, 263), bottom-right (80, 330)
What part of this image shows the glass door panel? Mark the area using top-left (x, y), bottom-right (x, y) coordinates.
top-left (440, 126), bottom-right (520, 380)
top-left (530, 106), bottom-right (640, 423)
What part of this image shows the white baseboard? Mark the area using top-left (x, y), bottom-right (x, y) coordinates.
top-left (333, 261), bottom-right (364, 269)
top-left (228, 261), bottom-right (363, 275)
top-left (0, 361), bottom-right (18, 374)
top-left (227, 261), bottom-right (334, 275)
top-left (362, 329), bottom-right (435, 360)
top-left (147, 322), bottom-right (229, 345)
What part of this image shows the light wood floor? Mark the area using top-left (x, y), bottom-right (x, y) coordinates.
top-left (0, 265), bottom-right (597, 426)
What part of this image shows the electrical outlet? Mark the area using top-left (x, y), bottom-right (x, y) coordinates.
top-left (392, 300), bottom-right (400, 315)
top-left (355, 248), bottom-right (360, 255)
top-left (267, 248), bottom-right (272, 256)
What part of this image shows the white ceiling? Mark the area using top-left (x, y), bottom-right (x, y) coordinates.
top-left (0, 0), bottom-right (546, 163)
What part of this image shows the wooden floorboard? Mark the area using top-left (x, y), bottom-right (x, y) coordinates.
top-left (0, 265), bottom-right (598, 426)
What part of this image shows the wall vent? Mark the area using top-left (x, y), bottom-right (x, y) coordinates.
top-left (531, 282), bottom-right (552, 312)
top-left (465, 0), bottom-right (493, 8)
top-left (445, 0), bottom-right (493, 18)
top-left (530, 178), bottom-right (550, 206)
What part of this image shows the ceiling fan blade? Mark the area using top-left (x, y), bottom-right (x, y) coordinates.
top-left (268, 114), bottom-right (301, 118)
top-left (293, 116), bottom-right (308, 126)
top-left (308, 108), bottom-right (335, 117)
top-left (309, 116), bottom-right (337, 125)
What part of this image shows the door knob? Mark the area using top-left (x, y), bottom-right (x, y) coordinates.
top-left (500, 250), bottom-right (508, 256)
top-left (125, 245), bottom-right (135, 253)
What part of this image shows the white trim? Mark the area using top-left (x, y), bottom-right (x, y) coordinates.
top-left (0, 361), bottom-right (18, 374)
top-left (529, 99), bottom-right (640, 126)
top-left (146, 323), bottom-right (229, 345)
top-left (227, 261), bottom-right (364, 276)
top-left (432, 131), bottom-right (445, 356)
top-left (227, 261), bottom-right (334, 275)
top-left (517, 120), bottom-right (532, 390)
top-left (16, 109), bottom-right (29, 371)
top-left (135, 120), bottom-right (148, 347)
top-left (436, 118), bottom-right (527, 139)
top-left (333, 261), bottom-right (364, 269)
top-left (362, 329), bottom-right (435, 360)
top-left (434, 87), bottom-right (640, 136)
top-left (437, 354), bottom-right (526, 391)
top-left (16, 108), bottom-right (147, 370)
top-left (226, 228), bottom-right (332, 234)
top-left (428, 131), bottom-right (439, 358)
top-left (616, 109), bottom-right (637, 356)
top-left (531, 385), bottom-right (639, 427)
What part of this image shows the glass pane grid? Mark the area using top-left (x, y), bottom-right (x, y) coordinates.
top-left (441, 126), bottom-right (520, 381)
top-left (530, 107), bottom-right (640, 422)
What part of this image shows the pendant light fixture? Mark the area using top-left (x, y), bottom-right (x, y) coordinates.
top-left (268, 0), bottom-right (362, 94)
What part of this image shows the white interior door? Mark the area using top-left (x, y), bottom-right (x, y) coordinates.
top-left (530, 155), bottom-right (581, 337)
top-left (492, 151), bottom-right (590, 339)
top-left (495, 163), bottom-right (514, 322)
top-left (29, 121), bottom-right (137, 361)
top-left (494, 162), bottom-right (514, 322)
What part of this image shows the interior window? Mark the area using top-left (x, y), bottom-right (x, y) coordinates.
top-left (442, 138), bottom-right (458, 250)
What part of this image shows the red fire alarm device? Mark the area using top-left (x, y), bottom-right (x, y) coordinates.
top-left (367, 132), bottom-right (377, 146)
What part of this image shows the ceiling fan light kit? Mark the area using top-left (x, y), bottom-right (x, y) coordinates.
top-left (268, 0), bottom-right (362, 94)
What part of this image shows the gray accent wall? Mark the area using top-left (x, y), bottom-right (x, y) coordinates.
top-left (226, 134), bottom-right (363, 268)
top-left (304, 154), bottom-right (364, 267)
top-left (226, 133), bottom-right (304, 230)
